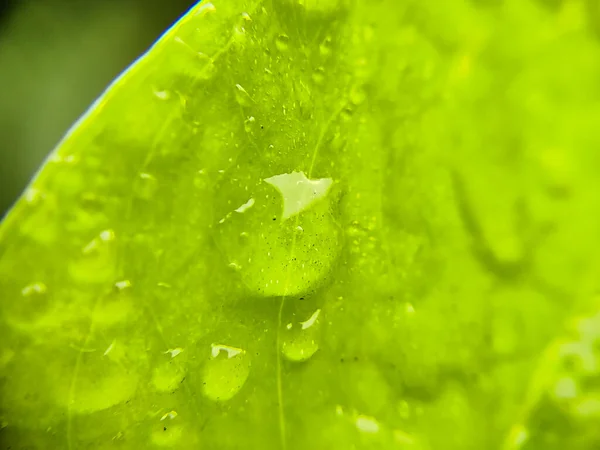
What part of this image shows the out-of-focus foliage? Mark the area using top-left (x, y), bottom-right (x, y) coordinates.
top-left (2, 0), bottom-right (600, 449)
top-left (0, 0), bottom-right (195, 216)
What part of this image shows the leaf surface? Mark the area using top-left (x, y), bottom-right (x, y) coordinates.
top-left (2, 0), bottom-right (600, 449)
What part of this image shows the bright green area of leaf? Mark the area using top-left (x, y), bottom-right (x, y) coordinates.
top-left (2, 0), bottom-right (600, 448)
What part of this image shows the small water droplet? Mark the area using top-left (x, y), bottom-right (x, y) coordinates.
top-left (99, 229), bottom-right (115, 242)
top-left (312, 67), bottom-right (326, 85)
top-left (228, 262), bottom-right (242, 271)
top-left (355, 415), bottom-right (380, 433)
top-left (241, 12), bottom-right (252, 21)
top-left (202, 344), bottom-right (250, 401)
top-left (153, 89), bottom-right (171, 100)
top-left (244, 116), bottom-right (256, 133)
top-left (21, 282), bottom-right (47, 297)
top-left (275, 33), bottom-right (290, 52)
top-left (350, 86), bottom-right (366, 105)
top-left (71, 229), bottom-right (117, 284)
top-left (320, 36), bottom-right (333, 57)
top-left (282, 309), bottom-right (322, 362)
top-left (24, 188), bottom-right (43, 204)
top-left (341, 106), bottom-right (353, 121)
top-left (114, 280), bottom-right (131, 291)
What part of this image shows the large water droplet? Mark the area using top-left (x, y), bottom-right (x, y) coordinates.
top-left (215, 172), bottom-right (341, 297)
top-left (202, 344), bottom-right (250, 401)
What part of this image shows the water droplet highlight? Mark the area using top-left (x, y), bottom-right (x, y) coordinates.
top-left (153, 89), bottom-right (170, 100)
top-left (235, 198), bottom-right (255, 213)
top-left (160, 410), bottom-right (178, 421)
top-left (235, 83), bottom-right (253, 106)
top-left (21, 282), bottom-right (47, 297)
top-left (355, 415), bottom-right (380, 433)
top-left (264, 171), bottom-right (333, 220)
top-left (195, 2), bottom-right (216, 16)
top-left (300, 309), bottom-right (320, 330)
top-left (165, 348), bottom-right (183, 358)
top-left (114, 280), bottom-right (131, 291)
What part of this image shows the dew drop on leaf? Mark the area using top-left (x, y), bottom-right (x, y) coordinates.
top-left (215, 172), bottom-right (341, 297)
top-left (243, 116), bottom-right (256, 134)
top-left (281, 309), bottom-right (321, 362)
top-left (312, 67), bottom-right (326, 85)
top-left (69, 229), bottom-right (117, 284)
top-left (275, 33), bottom-right (290, 52)
top-left (355, 415), bottom-right (380, 434)
top-left (202, 344), bottom-right (250, 401)
top-left (319, 36), bottom-right (333, 57)
top-left (152, 89), bottom-right (171, 101)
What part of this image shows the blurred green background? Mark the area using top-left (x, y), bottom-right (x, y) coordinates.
top-left (0, 0), bottom-right (196, 217)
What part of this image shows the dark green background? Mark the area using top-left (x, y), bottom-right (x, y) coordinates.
top-left (0, 0), bottom-right (195, 217)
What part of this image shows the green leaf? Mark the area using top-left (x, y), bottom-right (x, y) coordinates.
top-left (2, 0), bottom-right (600, 449)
